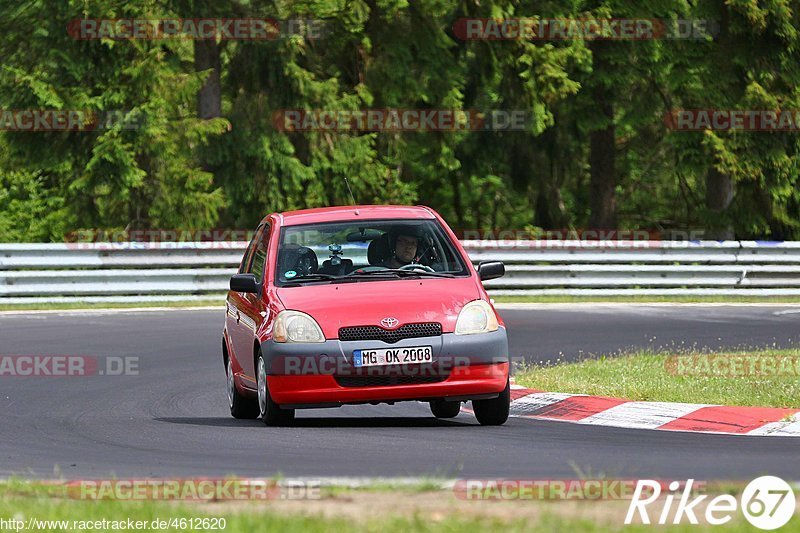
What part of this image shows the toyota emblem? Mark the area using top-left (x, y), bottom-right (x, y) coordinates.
top-left (380, 317), bottom-right (399, 329)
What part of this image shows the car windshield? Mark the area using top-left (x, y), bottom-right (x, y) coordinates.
top-left (275, 219), bottom-right (469, 285)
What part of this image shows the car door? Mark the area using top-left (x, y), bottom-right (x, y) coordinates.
top-left (227, 223), bottom-right (265, 387)
top-left (232, 223), bottom-right (272, 384)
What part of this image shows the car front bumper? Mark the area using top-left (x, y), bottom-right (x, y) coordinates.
top-left (262, 328), bottom-right (509, 406)
top-left (268, 362), bottom-right (509, 407)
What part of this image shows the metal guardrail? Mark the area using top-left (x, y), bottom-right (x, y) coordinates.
top-left (3, 240), bottom-right (800, 303)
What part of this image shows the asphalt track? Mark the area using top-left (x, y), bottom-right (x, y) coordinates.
top-left (1, 304), bottom-right (798, 480)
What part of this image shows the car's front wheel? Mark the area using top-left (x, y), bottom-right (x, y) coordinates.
top-left (228, 357), bottom-right (258, 419)
top-left (430, 399), bottom-right (461, 419)
top-left (257, 353), bottom-right (295, 426)
top-left (472, 380), bottom-right (510, 426)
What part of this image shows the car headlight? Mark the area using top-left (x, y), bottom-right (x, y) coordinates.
top-left (455, 300), bottom-right (499, 335)
top-left (273, 310), bottom-right (325, 343)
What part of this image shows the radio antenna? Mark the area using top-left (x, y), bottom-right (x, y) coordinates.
top-left (344, 176), bottom-right (359, 214)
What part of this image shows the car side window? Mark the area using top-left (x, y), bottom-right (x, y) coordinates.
top-left (239, 224), bottom-right (264, 274)
top-left (248, 224), bottom-right (270, 283)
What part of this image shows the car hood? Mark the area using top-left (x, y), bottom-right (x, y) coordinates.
top-left (275, 276), bottom-right (481, 337)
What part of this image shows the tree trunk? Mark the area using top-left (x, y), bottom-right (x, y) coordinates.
top-left (449, 173), bottom-right (465, 230)
top-left (588, 42), bottom-right (616, 230)
top-left (703, 2), bottom-right (735, 241)
top-left (705, 166), bottom-right (734, 239)
top-left (194, 39), bottom-right (221, 119)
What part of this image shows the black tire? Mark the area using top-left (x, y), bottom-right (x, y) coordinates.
top-left (472, 380), bottom-right (510, 426)
top-left (430, 399), bottom-right (461, 419)
top-left (257, 353), bottom-right (295, 426)
top-left (228, 357), bottom-right (258, 419)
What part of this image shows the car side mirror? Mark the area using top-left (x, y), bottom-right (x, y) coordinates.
top-left (477, 261), bottom-right (505, 281)
top-left (230, 273), bottom-right (260, 294)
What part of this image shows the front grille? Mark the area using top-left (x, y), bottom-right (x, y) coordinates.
top-left (338, 322), bottom-right (442, 343)
top-left (334, 373), bottom-right (449, 388)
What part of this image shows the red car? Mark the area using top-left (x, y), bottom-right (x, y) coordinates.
top-left (222, 205), bottom-right (509, 426)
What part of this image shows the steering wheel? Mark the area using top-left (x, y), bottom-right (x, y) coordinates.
top-left (399, 263), bottom-right (436, 273)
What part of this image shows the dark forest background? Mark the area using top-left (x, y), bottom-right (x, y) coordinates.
top-left (1, 0), bottom-right (799, 241)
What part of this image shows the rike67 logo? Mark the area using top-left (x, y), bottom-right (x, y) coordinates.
top-left (626, 477), bottom-right (796, 530)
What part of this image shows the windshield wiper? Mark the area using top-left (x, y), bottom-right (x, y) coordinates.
top-left (284, 270), bottom-right (456, 287)
top-left (346, 268), bottom-right (455, 278)
top-left (281, 273), bottom-right (340, 285)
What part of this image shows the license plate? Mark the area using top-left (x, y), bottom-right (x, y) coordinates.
top-left (353, 346), bottom-right (433, 367)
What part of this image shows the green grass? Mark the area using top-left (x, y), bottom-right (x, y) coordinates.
top-left (0, 480), bottom-right (795, 532)
top-left (515, 349), bottom-right (800, 408)
top-left (320, 478), bottom-right (449, 498)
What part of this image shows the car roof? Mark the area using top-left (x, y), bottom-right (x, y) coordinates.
top-left (272, 205), bottom-right (436, 226)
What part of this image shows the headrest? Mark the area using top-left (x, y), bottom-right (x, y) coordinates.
top-left (367, 234), bottom-right (391, 265)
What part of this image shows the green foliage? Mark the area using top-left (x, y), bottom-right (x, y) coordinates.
top-left (0, 0), bottom-right (798, 240)
top-left (0, 0), bottom-right (226, 237)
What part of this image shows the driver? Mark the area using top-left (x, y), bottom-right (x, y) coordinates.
top-left (383, 231), bottom-right (419, 269)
